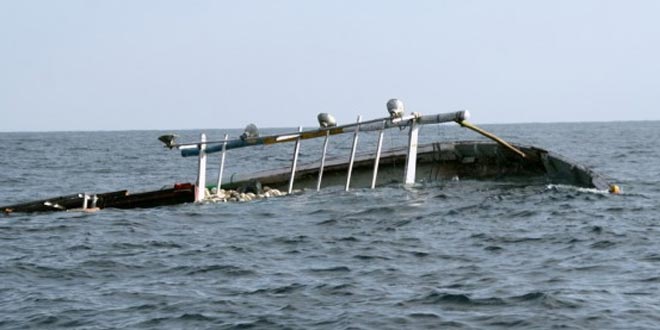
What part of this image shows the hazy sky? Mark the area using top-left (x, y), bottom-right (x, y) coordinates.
top-left (1, 1), bottom-right (659, 132)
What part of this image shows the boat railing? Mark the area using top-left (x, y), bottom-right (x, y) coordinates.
top-left (159, 99), bottom-right (524, 202)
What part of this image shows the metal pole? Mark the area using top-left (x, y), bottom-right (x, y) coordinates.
top-left (82, 194), bottom-right (89, 210)
top-left (371, 123), bottom-right (385, 189)
top-left (195, 133), bottom-right (207, 202)
top-left (316, 130), bottom-right (330, 191)
top-left (180, 111), bottom-right (470, 158)
top-left (288, 126), bottom-right (303, 194)
top-left (345, 115), bottom-right (361, 192)
top-left (216, 133), bottom-right (229, 196)
top-left (404, 118), bottom-right (419, 185)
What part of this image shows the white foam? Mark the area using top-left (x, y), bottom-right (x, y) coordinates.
top-left (545, 184), bottom-right (614, 195)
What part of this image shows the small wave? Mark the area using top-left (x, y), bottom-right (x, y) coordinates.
top-left (409, 250), bottom-right (430, 257)
top-left (406, 291), bottom-right (506, 307)
top-left (65, 244), bottom-right (93, 251)
top-left (509, 291), bottom-right (581, 309)
top-left (472, 233), bottom-right (543, 244)
top-left (434, 193), bottom-right (451, 199)
top-left (461, 200), bottom-right (498, 211)
top-left (23, 224), bottom-right (73, 233)
top-left (507, 209), bottom-right (539, 218)
top-left (178, 313), bottom-right (216, 321)
top-left (147, 240), bottom-right (183, 249)
top-left (135, 313), bottom-right (222, 328)
top-left (270, 282), bottom-right (306, 294)
top-left (111, 242), bottom-right (146, 250)
top-left (640, 253), bottom-right (660, 262)
top-left (307, 266), bottom-right (351, 273)
top-left (249, 283), bottom-right (306, 295)
top-left (349, 206), bottom-right (399, 217)
top-left (316, 218), bottom-right (338, 226)
top-left (272, 235), bottom-right (309, 244)
top-left (11, 262), bottom-right (92, 279)
top-left (79, 259), bottom-right (139, 271)
top-left (28, 314), bottom-right (60, 326)
top-left (221, 317), bottom-right (283, 329)
top-left (91, 168), bottom-right (114, 174)
top-left (175, 264), bottom-right (256, 276)
top-left (487, 319), bottom-right (532, 328)
top-left (590, 240), bottom-right (617, 249)
top-left (314, 283), bottom-right (355, 296)
top-left (573, 265), bottom-right (616, 272)
top-left (510, 291), bottom-right (546, 301)
top-left (226, 245), bottom-right (254, 253)
top-left (352, 254), bottom-right (391, 261)
top-left (499, 236), bottom-right (543, 244)
top-left (306, 208), bottom-right (328, 216)
top-left (131, 303), bottom-right (161, 312)
top-left (408, 312), bottom-right (442, 319)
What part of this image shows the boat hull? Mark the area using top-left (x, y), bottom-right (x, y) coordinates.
top-left (2, 141), bottom-right (612, 214)
top-left (222, 141), bottom-right (611, 191)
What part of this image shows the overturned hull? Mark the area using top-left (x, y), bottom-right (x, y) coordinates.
top-left (223, 141), bottom-right (612, 192)
top-left (1, 141), bottom-right (613, 214)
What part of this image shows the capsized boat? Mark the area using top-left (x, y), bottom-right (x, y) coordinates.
top-left (1, 99), bottom-right (619, 214)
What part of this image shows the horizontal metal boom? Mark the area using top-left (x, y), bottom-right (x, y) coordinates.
top-left (180, 110), bottom-right (468, 157)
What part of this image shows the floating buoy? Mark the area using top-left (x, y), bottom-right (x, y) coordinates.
top-left (609, 184), bottom-right (621, 194)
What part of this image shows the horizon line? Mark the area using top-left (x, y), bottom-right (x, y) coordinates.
top-left (1, 118), bottom-right (658, 134)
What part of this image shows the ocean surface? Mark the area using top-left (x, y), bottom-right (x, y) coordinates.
top-left (0, 121), bottom-right (659, 329)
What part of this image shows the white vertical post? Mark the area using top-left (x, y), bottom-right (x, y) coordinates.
top-left (216, 133), bottom-right (229, 196)
top-left (195, 133), bottom-right (207, 202)
top-left (288, 126), bottom-right (303, 194)
top-left (345, 115), bottom-right (361, 192)
top-left (316, 130), bottom-right (330, 191)
top-left (404, 118), bottom-right (419, 185)
top-left (371, 124), bottom-right (385, 189)
top-left (82, 194), bottom-right (89, 210)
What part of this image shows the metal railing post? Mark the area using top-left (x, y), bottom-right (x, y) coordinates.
top-left (316, 130), bottom-right (330, 191)
top-left (404, 116), bottom-right (419, 185)
top-left (216, 133), bottom-right (229, 196)
top-left (195, 133), bottom-right (207, 202)
top-left (371, 122), bottom-right (385, 189)
top-left (288, 126), bottom-right (303, 194)
top-left (82, 194), bottom-right (89, 210)
top-left (345, 115), bottom-right (361, 191)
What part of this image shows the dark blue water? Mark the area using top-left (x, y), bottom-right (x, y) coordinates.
top-left (1, 121), bottom-right (659, 329)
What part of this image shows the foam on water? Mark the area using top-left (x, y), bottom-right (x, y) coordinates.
top-left (545, 184), bottom-right (612, 195)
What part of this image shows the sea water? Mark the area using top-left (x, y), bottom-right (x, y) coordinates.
top-left (0, 121), bottom-right (659, 329)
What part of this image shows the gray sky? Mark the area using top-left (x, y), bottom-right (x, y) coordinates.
top-left (1, 0), bottom-right (659, 132)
